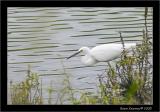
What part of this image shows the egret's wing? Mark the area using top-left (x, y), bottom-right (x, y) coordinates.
top-left (90, 43), bottom-right (136, 62)
top-left (90, 44), bottom-right (123, 62)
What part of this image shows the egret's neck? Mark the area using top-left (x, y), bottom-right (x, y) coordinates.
top-left (81, 47), bottom-right (97, 66)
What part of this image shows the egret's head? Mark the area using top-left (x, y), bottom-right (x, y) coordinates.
top-left (78, 47), bottom-right (90, 54)
top-left (67, 47), bottom-right (90, 59)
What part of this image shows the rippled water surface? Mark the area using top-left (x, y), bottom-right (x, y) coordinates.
top-left (8, 7), bottom-right (153, 104)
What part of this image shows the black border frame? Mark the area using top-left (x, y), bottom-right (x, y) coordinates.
top-left (1, 0), bottom-right (159, 111)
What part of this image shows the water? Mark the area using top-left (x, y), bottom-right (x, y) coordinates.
top-left (7, 7), bottom-right (153, 104)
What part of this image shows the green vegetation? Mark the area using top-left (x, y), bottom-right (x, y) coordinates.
top-left (10, 65), bottom-right (43, 104)
top-left (9, 7), bottom-right (152, 105)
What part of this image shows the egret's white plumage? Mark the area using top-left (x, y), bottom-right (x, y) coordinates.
top-left (67, 43), bottom-right (136, 66)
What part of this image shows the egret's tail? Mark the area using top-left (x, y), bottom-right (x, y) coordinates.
top-left (123, 43), bottom-right (137, 52)
top-left (124, 43), bottom-right (136, 49)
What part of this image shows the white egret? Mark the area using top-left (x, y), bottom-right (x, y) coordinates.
top-left (67, 43), bottom-right (136, 66)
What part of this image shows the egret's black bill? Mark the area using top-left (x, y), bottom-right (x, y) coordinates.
top-left (66, 51), bottom-right (81, 59)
